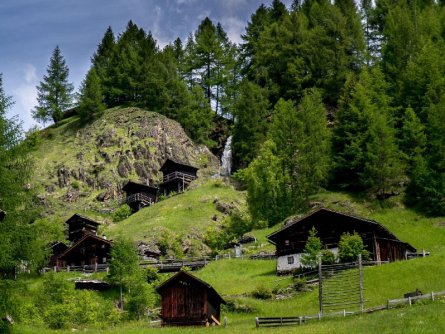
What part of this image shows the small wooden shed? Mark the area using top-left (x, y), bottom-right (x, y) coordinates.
top-left (159, 159), bottom-right (198, 195)
top-left (122, 181), bottom-right (158, 212)
top-left (157, 271), bottom-right (225, 326)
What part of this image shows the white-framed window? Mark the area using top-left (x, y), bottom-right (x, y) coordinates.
top-left (287, 256), bottom-right (294, 264)
top-left (285, 240), bottom-right (290, 246)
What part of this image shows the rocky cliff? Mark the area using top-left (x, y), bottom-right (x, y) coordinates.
top-left (32, 107), bottom-right (219, 216)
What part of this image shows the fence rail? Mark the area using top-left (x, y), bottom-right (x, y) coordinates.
top-left (255, 289), bottom-right (445, 328)
top-left (162, 172), bottom-right (196, 184)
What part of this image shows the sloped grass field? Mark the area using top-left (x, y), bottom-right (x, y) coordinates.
top-left (10, 188), bottom-right (445, 333)
top-left (107, 181), bottom-right (246, 241)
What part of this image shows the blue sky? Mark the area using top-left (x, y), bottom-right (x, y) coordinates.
top-left (0, 0), bottom-right (291, 129)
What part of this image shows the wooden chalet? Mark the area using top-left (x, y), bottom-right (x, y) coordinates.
top-left (59, 233), bottom-right (112, 267)
top-left (159, 159), bottom-right (198, 195)
top-left (123, 181), bottom-right (158, 212)
top-left (156, 271), bottom-right (225, 326)
top-left (267, 208), bottom-right (416, 274)
top-left (48, 242), bottom-right (69, 267)
top-left (0, 210), bottom-right (5, 221)
top-left (65, 214), bottom-right (100, 242)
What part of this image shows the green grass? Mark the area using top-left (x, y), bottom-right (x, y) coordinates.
top-left (13, 300), bottom-right (445, 333)
top-left (107, 181), bottom-right (246, 241)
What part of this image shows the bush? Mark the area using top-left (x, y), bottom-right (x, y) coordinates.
top-left (321, 249), bottom-right (336, 265)
top-left (113, 204), bottom-right (132, 222)
top-left (252, 285), bottom-right (273, 300)
top-left (338, 232), bottom-right (370, 262)
top-left (293, 278), bottom-right (306, 292)
top-left (145, 267), bottom-right (160, 284)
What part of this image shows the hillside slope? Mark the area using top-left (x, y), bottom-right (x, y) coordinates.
top-left (31, 107), bottom-right (219, 220)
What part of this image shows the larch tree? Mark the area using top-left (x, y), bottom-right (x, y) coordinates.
top-left (32, 46), bottom-right (74, 125)
top-left (77, 67), bottom-right (105, 123)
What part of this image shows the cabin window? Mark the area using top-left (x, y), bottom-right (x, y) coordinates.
top-left (287, 256), bottom-right (294, 265)
top-left (285, 240), bottom-right (290, 246)
top-left (101, 244), bottom-right (106, 249)
top-left (103, 257), bottom-right (107, 263)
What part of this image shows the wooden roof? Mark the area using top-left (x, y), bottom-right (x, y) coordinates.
top-left (267, 208), bottom-right (416, 252)
top-left (157, 270), bottom-right (225, 305)
top-left (59, 234), bottom-right (112, 260)
top-left (122, 181), bottom-right (158, 193)
top-left (65, 213), bottom-right (100, 226)
top-left (159, 159), bottom-right (199, 173)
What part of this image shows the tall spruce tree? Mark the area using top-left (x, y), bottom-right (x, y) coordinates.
top-left (77, 67), bottom-right (105, 123)
top-left (32, 46), bottom-right (74, 124)
top-left (232, 81), bottom-right (270, 169)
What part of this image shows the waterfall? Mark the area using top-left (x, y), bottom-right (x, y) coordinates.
top-left (220, 136), bottom-right (233, 177)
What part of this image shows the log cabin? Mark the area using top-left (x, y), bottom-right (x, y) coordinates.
top-left (159, 159), bottom-right (198, 195)
top-left (122, 181), bottom-right (158, 212)
top-left (51, 214), bottom-right (112, 267)
top-left (59, 233), bottom-right (112, 267)
top-left (156, 271), bottom-right (225, 326)
top-left (267, 208), bottom-right (416, 274)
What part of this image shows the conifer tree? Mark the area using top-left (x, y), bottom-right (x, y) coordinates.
top-left (91, 26), bottom-right (116, 106)
top-left (232, 81), bottom-right (269, 169)
top-left (77, 68), bottom-right (105, 123)
top-left (32, 46), bottom-right (74, 124)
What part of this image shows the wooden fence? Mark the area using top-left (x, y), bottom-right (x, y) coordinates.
top-left (255, 289), bottom-right (445, 328)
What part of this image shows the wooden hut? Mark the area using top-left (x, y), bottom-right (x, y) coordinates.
top-left (59, 234), bottom-right (112, 267)
top-left (267, 208), bottom-right (416, 274)
top-left (0, 210), bottom-right (5, 221)
top-left (122, 181), bottom-right (158, 212)
top-left (65, 214), bottom-right (100, 242)
top-left (159, 159), bottom-right (198, 195)
top-left (48, 241), bottom-right (69, 267)
top-left (156, 271), bottom-right (225, 326)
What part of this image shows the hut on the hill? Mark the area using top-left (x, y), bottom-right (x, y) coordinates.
top-left (0, 210), bottom-right (5, 221)
top-left (159, 159), bottom-right (198, 195)
top-left (267, 208), bottom-right (417, 274)
top-left (156, 271), bottom-right (225, 326)
top-left (50, 214), bottom-right (112, 267)
top-left (59, 233), bottom-right (112, 267)
top-left (122, 181), bottom-right (158, 212)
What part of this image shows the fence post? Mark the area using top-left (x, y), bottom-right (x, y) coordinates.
top-left (359, 254), bottom-right (364, 313)
top-left (299, 316), bottom-right (302, 325)
top-left (318, 256), bottom-right (323, 315)
top-left (224, 316), bottom-right (227, 328)
top-left (67, 266), bottom-right (70, 272)
top-left (255, 317), bottom-right (259, 328)
top-left (343, 309), bottom-right (346, 317)
top-left (431, 292), bottom-right (435, 301)
top-left (408, 297), bottom-right (412, 306)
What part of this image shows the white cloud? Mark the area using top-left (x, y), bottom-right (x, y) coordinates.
top-left (11, 63), bottom-right (38, 129)
top-left (24, 63), bottom-right (38, 84)
top-left (220, 16), bottom-right (245, 44)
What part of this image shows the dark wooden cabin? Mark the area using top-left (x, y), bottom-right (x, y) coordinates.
top-left (159, 159), bottom-right (198, 195)
top-left (48, 242), bottom-right (69, 267)
top-left (65, 214), bottom-right (100, 242)
top-left (157, 271), bottom-right (225, 326)
top-left (0, 210), bottom-right (5, 221)
top-left (122, 181), bottom-right (158, 212)
top-left (59, 234), bottom-right (112, 267)
top-left (267, 208), bottom-right (416, 274)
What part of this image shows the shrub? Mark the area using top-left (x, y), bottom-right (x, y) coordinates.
top-left (145, 267), bottom-right (160, 284)
top-left (301, 227), bottom-right (322, 268)
top-left (293, 278), bottom-right (306, 292)
top-left (113, 204), bottom-right (132, 222)
top-left (321, 249), bottom-right (336, 265)
top-left (338, 232), bottom-right (370, 262)
top-left (252, 285), bottom-right (273, 300)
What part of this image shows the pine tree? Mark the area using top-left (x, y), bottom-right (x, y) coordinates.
top-left (91, 26), bottom-right (116, 106)
top-left (232, 81), bottom-right (270, 169)
top-left (77, 67), bottom-right (105, 123)
top-left (32, 46), bottom-right (74, 124)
